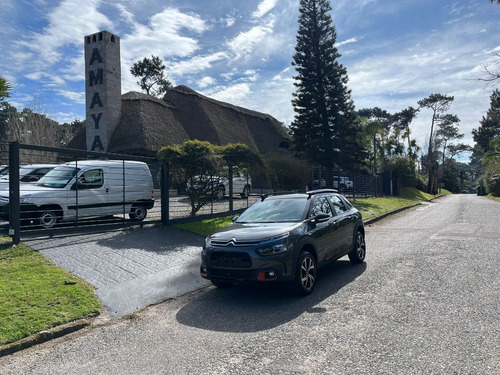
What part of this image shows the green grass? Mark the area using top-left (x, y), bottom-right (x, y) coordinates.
top-left (486, 193), bottom-right (500, 203)
top-left (175, 216), bottom-right (234, 237)
top-left (0, 237), bottom-right (101, 346)
top-left (175, 187), bottom-right (451, 236)
top-left (351, 187), bottom-right (451, 221)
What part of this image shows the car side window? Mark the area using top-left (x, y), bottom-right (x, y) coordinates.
top-left (310, 196), bottom-right (333, 218)
top-left (328, 195), bottom-right (348, 213)
top-left (77, 169), bottom-right (104, 189)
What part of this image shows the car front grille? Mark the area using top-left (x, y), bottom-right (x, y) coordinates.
top-left (210, 268), bottom-right (254, 279)
top-left (209, 238), bottom-right (261, 247)
top-left (210, 251), bottom-right (252, 268)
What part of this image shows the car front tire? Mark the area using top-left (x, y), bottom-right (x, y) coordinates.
top-left (348, 230), bottom-right (366, 264)
top-left (295, 250), bottom-right (317, 296)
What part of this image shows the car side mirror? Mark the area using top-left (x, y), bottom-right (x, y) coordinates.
top-left (232, 215), bottom-right (240, 222)
top-left (310, 213), bottom-right (330, 224)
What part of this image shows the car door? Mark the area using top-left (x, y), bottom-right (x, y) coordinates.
top-left (328, 195), bottom-right (356, 253)
top-left (308, 196), bottom-right (343, 263)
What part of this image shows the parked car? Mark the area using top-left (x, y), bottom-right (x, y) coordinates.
top-left (187, 168), bottom-right (251, 199)
top-left (0, 164), bottom-right (57, 191)
top-left (0, 160), bottom-right (154, 229)
top-left (200, 189), bottom-right (365, 295)
top-left (312, 176), bottom-right (353, 190)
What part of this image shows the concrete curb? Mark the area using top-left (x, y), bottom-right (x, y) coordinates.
top-left (363, 202), bottom-right (423, 226)
top-left (0, 319), bottom-right (90, 357)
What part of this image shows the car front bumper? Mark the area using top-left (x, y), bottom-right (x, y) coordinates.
top-left (200, 247), bottom-right (294, 283)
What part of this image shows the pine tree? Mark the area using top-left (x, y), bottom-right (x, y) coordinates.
top-left (472, 89), bottom-right (500, 153)
top-left (290, 0), bottom-right (366, 172)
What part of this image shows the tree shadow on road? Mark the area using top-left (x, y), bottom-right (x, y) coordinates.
top-left (176, 259), bottom-right (367, 333)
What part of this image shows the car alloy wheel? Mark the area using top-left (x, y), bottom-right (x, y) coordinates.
top-left (348, 230), bottom-right (366, 264)
top-left (295, 250), bottom-right (317, 296)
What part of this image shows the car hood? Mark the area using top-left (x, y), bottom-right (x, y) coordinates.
top-left (208, 222), bottom-right (303, 243)
top-left (0, 184), bottom-right (63, 197)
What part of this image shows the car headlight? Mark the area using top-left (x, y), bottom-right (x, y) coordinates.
top-left (257, 243), bottom-right (288, 256)
top-left (19, 194), bottom-right (32, 204)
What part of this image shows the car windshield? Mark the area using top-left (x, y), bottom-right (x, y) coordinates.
top-left (36, 166), bottom-right (79, 188)
top-left (236, 197), bottom-right (308, 223)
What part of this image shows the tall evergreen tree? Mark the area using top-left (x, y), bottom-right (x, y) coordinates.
top-left (290, 0), bottom-right (366, 172)
top-left (472, 89), bottom-right (500, 153)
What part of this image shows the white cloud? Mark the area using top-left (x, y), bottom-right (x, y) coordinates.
top-left (198, 76), bottom-right (216, 88)
top-left (17, 0), bottom-right (112, 67)
top-left (208, 83), bottom-right (252, 104)
top-left (56, 89), bottom-right (85, 104)
top-left (119, 7), bottom-right (208, 65)
top-left (252, 0), bottom-right (279, 18)
top-left (336, 37), bottom-right (359, 47)
top-left (227, 20), bottom-right (275, 60)
top-left (167, 52), bottom-right (229, 76)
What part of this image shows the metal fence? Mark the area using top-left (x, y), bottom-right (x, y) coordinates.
top-left (1, 142), bottom-right (380, 244)
top-left (0, 142), bottom-right (257, 243)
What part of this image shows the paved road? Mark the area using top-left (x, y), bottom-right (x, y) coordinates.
top-left (1, 194), bottom-right (499, 374)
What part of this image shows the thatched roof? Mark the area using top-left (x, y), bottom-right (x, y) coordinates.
top-left (70, 85), bottom-right (291, 157)
top-left (108, 91), bottom-right (189, 156)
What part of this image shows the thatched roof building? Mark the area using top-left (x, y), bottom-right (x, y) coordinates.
top-left (69, 85), bottom-right (290, 157)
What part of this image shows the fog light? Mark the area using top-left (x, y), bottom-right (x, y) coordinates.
top-left (258, 270), bottom-right (277, 281)
top-left (200, 266), bottom-right (208, 277)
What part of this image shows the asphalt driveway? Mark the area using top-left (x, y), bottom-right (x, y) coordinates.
top-left (23, 226), bottom-right (210, 318)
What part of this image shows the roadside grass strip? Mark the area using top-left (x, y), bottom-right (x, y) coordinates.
top-left (0, 239), bottom-right (101, 345)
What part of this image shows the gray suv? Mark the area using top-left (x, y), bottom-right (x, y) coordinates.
top-left (200, 189), bottom-right (365, 295)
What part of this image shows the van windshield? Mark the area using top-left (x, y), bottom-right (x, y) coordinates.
top-left (36, 167), bottom-right (79, 188)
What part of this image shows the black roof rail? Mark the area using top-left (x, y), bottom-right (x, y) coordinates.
top-left (306, 189), bottom-right (338, 199)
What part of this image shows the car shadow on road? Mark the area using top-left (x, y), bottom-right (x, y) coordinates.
top-left (176, 259), bottom-right (367, 333)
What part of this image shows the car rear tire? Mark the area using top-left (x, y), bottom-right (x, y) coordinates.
top-left (348, 230), bottom-right (366, 264)
top-left (294, 250), bottom-right (317, 296)
top-left (38, 210), bottom-right (58, 229)
top-left (129, 205), bottom-right (147, 221)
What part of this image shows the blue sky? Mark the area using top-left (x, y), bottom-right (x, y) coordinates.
top-left (1, 0), bottom-right (499, 160)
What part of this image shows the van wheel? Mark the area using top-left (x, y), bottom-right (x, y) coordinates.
top-left (38, 210), bottom-right (58, 229)
top-left (129, 205), bottom-right (147, 221)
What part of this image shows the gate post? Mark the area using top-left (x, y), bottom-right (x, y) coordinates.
top-left (9, 142), bottom-right (20, 245)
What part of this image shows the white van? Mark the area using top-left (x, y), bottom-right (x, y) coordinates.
top-left (0, 160), bottom-right (154, 229)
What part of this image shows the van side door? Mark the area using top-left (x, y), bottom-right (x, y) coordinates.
top-left (68, 168), bottom-right (109, 219)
